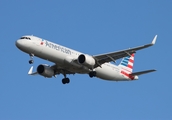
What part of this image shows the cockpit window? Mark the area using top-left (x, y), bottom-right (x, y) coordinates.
top-left (20, 37), bottom-right (31, 40)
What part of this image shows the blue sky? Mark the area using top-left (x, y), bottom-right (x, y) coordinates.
top-left (0, 0), bottom-right (171, 120)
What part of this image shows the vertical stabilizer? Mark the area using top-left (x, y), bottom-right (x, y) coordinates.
top-left (118, 53), bottom-right (135, 73)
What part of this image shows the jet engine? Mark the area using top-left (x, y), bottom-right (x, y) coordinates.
top-left (78, 54), bottom-right (96, 68)
top-left (37, 64), bottom-right (54, 78)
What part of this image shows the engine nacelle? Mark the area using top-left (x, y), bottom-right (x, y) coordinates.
top-left (37, 64), bottom-right (54, 78)
top-left (78, 54), bottom-right (96, 68)
top-left (64, 56), bottom-right (82, 68)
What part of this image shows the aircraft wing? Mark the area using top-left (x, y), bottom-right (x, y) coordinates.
top-left (93, 35), bottom-right (157, 66)
top-left (28, 65), bottom-right (75, 76)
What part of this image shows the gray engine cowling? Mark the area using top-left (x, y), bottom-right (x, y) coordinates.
top-left (78, 54), bottom-right (96, 69)
top-left (37, 64), bottom-right (54, 78)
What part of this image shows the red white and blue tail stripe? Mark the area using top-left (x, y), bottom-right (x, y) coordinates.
top-left (118, 53), bottom-right (135, 74)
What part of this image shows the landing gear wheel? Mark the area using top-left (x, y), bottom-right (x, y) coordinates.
top-left (89, 71), bottom-right (96, 78)
top-left (62, 78), bottom-right (70, 84)
top-left (66, 78), bottom-right (70, 83)
top-left (62, 78), bottom-right (66, 84)
top-left (29, 54), bottom-right (34, 64)
top-left (29, 60), bottom-right (34, 64)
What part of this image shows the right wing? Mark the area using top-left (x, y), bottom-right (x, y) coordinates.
top-left (93, 35), bottom-right (157, 67)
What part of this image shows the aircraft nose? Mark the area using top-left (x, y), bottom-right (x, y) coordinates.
top-left (15, 40), bottom-right (23, 48)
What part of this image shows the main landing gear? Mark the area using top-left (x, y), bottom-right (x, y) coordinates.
top-left (62, 78), bottom-right (70, 84)
top-left (89, 71), bottom-right (96, 78)
top-left (29, 54), bottom-right (34, 64)
top-left (62, 73), bottom-right (70, 84)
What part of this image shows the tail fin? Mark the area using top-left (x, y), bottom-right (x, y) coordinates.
top-left (118, 53), bottom-right (135, 73)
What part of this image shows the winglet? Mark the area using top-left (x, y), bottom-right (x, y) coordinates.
top-left (151, 35), bottom-right (157, 45)
top-left (28, 66), bottom-right (34, 75)
top-left (28, 66), bottom-right (38, 75)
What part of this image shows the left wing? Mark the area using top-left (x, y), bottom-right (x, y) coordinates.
top-left (93, 35), bottom-right (157, 66)
top-left (28, 65), bottom-right (75, 76)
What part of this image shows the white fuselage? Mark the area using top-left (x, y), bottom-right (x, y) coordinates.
top-left (16, 35), bottom-right (135, 81)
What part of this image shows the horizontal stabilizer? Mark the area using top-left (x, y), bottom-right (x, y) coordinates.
top-left (130, 69), bottom-right (156, 76)
top-left (28, 66), bottom-right (38, 75)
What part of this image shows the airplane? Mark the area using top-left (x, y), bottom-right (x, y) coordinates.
top-left (15, 35), bottom-right (157, 84)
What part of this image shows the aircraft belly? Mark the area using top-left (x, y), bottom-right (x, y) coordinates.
top-left (63, 56), bottom-right (90, 73)
top-left (95, 64), bottom-right (125, 81)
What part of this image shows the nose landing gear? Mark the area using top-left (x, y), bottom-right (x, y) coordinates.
top-left (29, 60), bottom-right (34, 64)
top-left (29, 54), bottom-right (34, 64)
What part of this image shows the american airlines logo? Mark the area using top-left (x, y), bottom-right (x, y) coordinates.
top-left (45, 41), bottom-right (71, 55)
